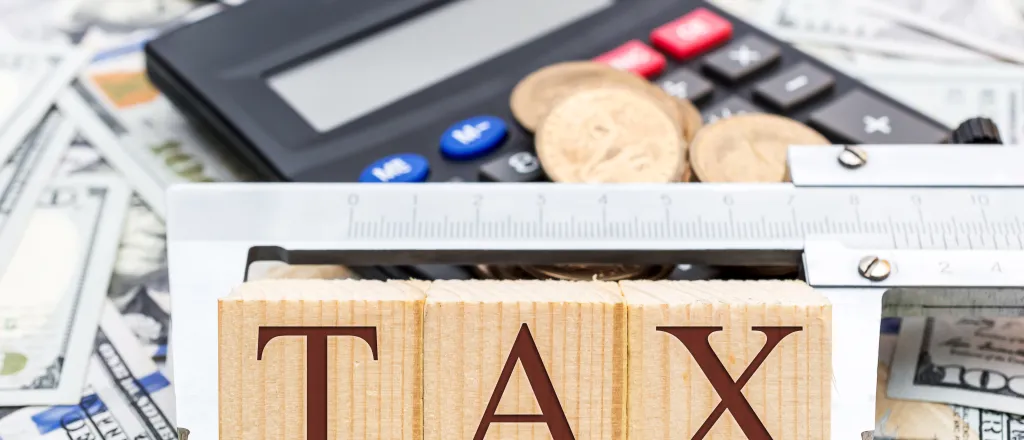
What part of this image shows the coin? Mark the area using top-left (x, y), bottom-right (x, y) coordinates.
top-left (677, 98), bottom-right (704, 144)
top-left (689, 114), bottom-right (829, 183)
top-left (536, 88), bottom-right (684, 183)
top-left (521, 264), bottom-right (674, 281)
top-left (509, 61), bottom-right (683, 135)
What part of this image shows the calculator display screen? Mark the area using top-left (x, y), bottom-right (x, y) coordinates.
top-left (267, 0), bottom-right (613, 133)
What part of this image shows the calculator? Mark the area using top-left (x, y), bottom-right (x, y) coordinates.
top-left (146, 0), bottom-right (952, 279)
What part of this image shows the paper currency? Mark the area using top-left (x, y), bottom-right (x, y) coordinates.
top-left (0, 176), bottom-right (131, 406)
top-left (756, 0), bottom-right (995, 62)
top-left (0, 44), bottom-right (89, 164)
top-left (53, 136), bottom-right (173, 363)
top-left (840, 61), bottom-right (1024, 144)
top-left (0, 110), bottom-right (75, 279)
top-left (0, 301), bottom-right (178, 440)
top-left (877, 318), bottom-right (1024, 440)
top-left (887, 316), bottom-right (1024, 416)
top-left (58, 37), bottom-right (254, 217)
top-left (864, 0), bottom-right (1024, 64)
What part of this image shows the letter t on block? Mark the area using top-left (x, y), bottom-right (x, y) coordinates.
top-left (423, 280), bottom-right (627, 440)
top-left (218, 280), bottom-right (426, 440)
top-left (621, 280), bottom-right (832, 440)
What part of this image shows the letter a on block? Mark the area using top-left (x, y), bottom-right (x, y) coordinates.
top-left (473, 324), bottom-right (573, 440)
top-left (423, 280), bottom-right (627, 440)
top-left (621, 280), bottom-right (832, 440)
top-left (218, 279), bottom-right (426, 440)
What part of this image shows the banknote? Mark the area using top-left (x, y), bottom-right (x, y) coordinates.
top-left (888, 316), bottom-right (1024, 416)
top-left (756, 0), bottom-right (995, 62)
top-left (53, 135), bottom-right (173, 363)
top-left (863, 0), bottom-right (1024, 64)
top-left (57, 33), bottom-right (254, 218)
top-left (876, 318), bottom-right (1024, 440)
top-left (0, 300), bottom-right (178, 440)
top-left (0, 110), bottom-right (75, 280)
top-left (840, 61), bottom-right (1024, 144)
top-left (0, 176), bottom-right (131, 406)
top-left (0, 44), bottom-right (89, 164)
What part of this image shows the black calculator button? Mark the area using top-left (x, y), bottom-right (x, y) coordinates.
top-left (702, 35), bottom-right (781, 83)
top-left (702, 96), bottom-right (764, 124)
top-left (480, 151), bottom-right (544, 182)
top-left (657, 68), bottom-right (713, 104)
top-left (753, 62), bottom-right (834, 111)
top-left (809, 90), bottom-right (949, 144)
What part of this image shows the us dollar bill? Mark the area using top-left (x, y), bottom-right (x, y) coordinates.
top-left (877, 318), bottom-right (1024, 440)
top-left (57, 36), bottom-right (255, 219)
top-left (54, 137), bottom-right (172, 363)
top-left (0, 176), bottom-right (131, 406)
top-left (887, 316), bottom-right (1024, 417)
top-left (0, 300), bottom-right (178, 440)
top-left (0, 109), bottom-right (75, 281)
top-left (0, 44), bottom-right (89, 164)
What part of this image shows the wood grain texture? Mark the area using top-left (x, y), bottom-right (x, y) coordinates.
top-left (422, 280), bottom-right (627, 440)
top-left (218, 279), bottom-right (425, 440)
top-left (621, 280), bottom-right (832, 440)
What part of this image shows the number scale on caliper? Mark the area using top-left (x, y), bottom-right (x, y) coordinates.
top-left (343, 185), bottom-right (1024, 251)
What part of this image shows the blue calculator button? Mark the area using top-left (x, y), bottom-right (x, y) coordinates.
top-left (440, 115), bottom-right (507, 160)
top-left (358, 153), bottom-right (429, 183)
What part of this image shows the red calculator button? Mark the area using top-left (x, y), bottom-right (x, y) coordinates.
top-left (650, 8), bottom-right (733, 60)
top-left (593, 40), bottom-right (666, 78)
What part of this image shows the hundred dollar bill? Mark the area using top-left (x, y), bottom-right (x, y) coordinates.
top-left (887, 316), bottom-right (1024, 417)
top-left (0, 176), bottom-right (131, 406)
top-left (756, 0), bottom-right (993, 62)
top-left (876, 318), bottom-right (1024, 440)
top-left (0, 300), bottom-right (178, 440)
top-left (54, 138), bottom-right (173, 363)
top-left (863, 0), bottom-right (1024, 64)
top-left (57, 36), bottom-right (255, 219)
top-left (0, 110), bottom-right (75, 279)
top-left (0, 44), bottom-right (89, 164)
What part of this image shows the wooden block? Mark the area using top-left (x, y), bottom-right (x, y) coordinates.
top-left (621, 280), bottom-right (832, 440)
top-left (218, 279), bottom-right (425, 440)
top-left (422, 280), bottom-right (627, 440)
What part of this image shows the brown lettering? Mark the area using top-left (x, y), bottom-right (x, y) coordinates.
top-left (657, 326), bottom-right (802, 440)
top-left (473, 323), bottom-right (574, 440)
top-left (257, 326), bottom-right (378, 440)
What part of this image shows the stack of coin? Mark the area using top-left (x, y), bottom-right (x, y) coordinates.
top-left (510, 61), bottom-right (702, 184)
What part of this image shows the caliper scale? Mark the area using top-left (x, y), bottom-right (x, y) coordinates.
top-left (168, 144), bottom-right (1024, 440)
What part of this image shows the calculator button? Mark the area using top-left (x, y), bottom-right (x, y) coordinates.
top-left (809, 90), bottom-right (949, 144)
top-left (593, 40), bottom-right (666, 78)
top-left (480, 151), bottom-right (544, 182)
top-left (650, 8), bottom-right (733, 60)
top-left (358, 153), bottom-right (429, 183)
top-left (440, 115), bottom-right (507, 160)
top-left (702, 36), bottom-right (781, 83)
top-left (702, 96), bottom-right (764, 124)
top-left (657, 68), bottom-right (713, 103)
top-left (753, 62), bottom-right (834, 111)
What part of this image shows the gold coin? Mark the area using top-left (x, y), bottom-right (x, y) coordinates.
top-left (677, 98), bottom-right (704, 144)
top-left (536, 88), bottom-right (684, 183)
top-left (689, 113), bottom-right (829, 183)
top-left (509, 61), bottom-right (682, 135)
top-left (676, 99), bottom-right (702, 182)
top-left (521, 264), bottom-right (674, 281)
